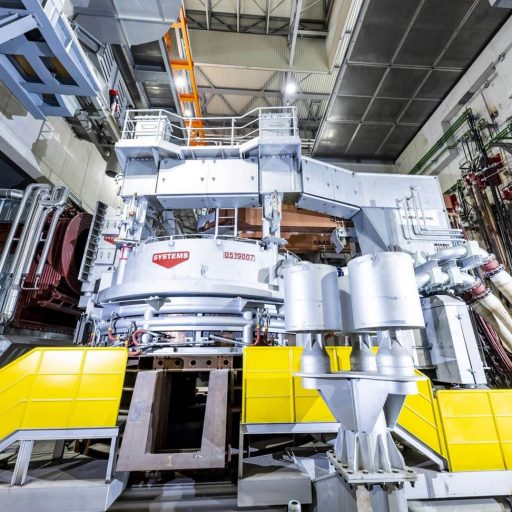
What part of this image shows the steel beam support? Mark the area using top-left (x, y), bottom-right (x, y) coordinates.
top-left (266, 0), bottom-right (272, 34)
top-left (11, 440), bottom-right (34, 486)
top-left (0, 14), bottom-right (37, 46)
top-left (195, 67), bottom-right (238, 115)
top-left (288, 0), bottom-right (303, 66)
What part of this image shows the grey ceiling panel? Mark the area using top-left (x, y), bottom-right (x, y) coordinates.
top-left (316, 122), bottom-right (359, 156)
top-left (394, 0), bottom-right (475, 67)
top-left (304, 0), bottom-right (509, 159)
top-left (315, 141), bottom-right (351, 157)
top-left (377, 125), bottom-right (419, 158)
top-left (350, 0), bottom-right (420, 63)
top-left (365, 98), bottom-right (407, 123)
top-left (399, 99), bottom-right (439, 124)
top-left (338, 65), bottom-right (386, 96)
top-left (346, 124), bottom-right (392, 156)
top-left (330, 97), bottom-right (372, 121)
top-left (416, 70), bottom-right (462, 100)
top-left (438, 2), bottom-right (510, 68)
top-left (378, 68), bottom-right (429, 98)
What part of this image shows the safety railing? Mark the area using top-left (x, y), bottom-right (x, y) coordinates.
top-left (141, 233), bottom-right (264, 246)
top-left (120, 106), bottom-right (299, 148)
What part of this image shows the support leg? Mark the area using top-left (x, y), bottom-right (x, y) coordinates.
top-left (11, 440), bottom-right (34, 486)
top-left (52, 439), bottom-right (65, 461)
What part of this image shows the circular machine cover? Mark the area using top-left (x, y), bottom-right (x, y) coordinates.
top-left (348, 252), bottom-right (424, 331)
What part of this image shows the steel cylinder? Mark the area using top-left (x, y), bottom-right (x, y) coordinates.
top-left (348, 252), bottom-right (424, 331)
top-left (283, 262), bottom-right (342, 332)
top-left (338, 273), bottom-right (355, 333)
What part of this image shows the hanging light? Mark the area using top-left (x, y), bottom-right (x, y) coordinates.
top-left (285, 81), bottom-right (297, 95)
top-left (175, 75), bottom-right (186, 88)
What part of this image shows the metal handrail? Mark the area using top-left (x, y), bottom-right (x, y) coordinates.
top-left (120, 106), bottom-right (299, 147)
top-left (141, 234), bottom-right (263, 246)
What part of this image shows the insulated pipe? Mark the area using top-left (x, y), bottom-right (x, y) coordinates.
top-left (416, 272), bottom-right (431, 289)
top-left (0, 189), bottom-right (23, 200)
top-left (488, 269), bottom-right (512, 306)
top-left (0, 199), bottom-right (51, 324)
top-left (478, 293), bottom-right (512, 352)
top-left (34, 187), bottom-right (70, 280)
top-left (101, 316), bottom-right (284, 334)
top-left (0, 184), bottom-right (41, 275)
top-left (472, 301), bottom-right (512, 352)
top-left (34, 205), bottom-right (64, 282)
top-left (427, 245), bottom-right (468, 263)
top-left (0, 186), bottom-right (69, 326)
top-left (415, 270), bottom-right (449, 290)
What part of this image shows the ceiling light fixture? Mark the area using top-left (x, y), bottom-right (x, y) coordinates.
top-left (175, 75), bottom-right (186, 88)
top-left (285, 81), bottom-right (297, 95)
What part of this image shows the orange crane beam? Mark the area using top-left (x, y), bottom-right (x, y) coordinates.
top-left (163, 6), bottom-right (205, 145)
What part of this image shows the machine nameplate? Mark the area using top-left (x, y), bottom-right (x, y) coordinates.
top-left (152, 251), bottom-right (190, 268)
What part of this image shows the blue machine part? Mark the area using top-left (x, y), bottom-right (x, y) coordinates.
top-left (0, 0), bottom-right (101, 118)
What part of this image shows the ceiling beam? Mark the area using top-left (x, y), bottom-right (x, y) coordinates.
top-left (199, 85), bottom-right (328, 101)
top-left (288, 0), bottom-right (303, 66)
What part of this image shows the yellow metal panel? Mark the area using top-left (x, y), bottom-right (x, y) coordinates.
top-left (331, 347), bottom-right (352, 371)
top-left (438, 391), bottom-right (491, 416)
top-left (398, 375), bottom-right (443, 456)
top-left (489, 391), bottom-right (512, 469)
top-left (39, 349), bottom-right (85, 374)
top-left (78, 374), bottom-right (126, 399)
top-left (0, 347), bottom-right (127, 440)
top-left (242, 346), bottom-right (512, 474)
top-left (70, 400), bottom-right (121, 427)
top-left (244, 397), bottom-right (293, 423)
top-left (293, 376), bottom-right (319, 397)
top-left (243, 346), bottom-right (351, 424)
top-left (244, 373), bottom-right (291, 397)
top-left (436, 390), bottom-right (505, 471)
top-left (447, 443), bottom-right (504, 471)
top-left (246, 347), bottom-right (292, 371)
top-left (295, 396), bottom-right (335, 422)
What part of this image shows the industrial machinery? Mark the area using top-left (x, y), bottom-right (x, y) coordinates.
top-left (1, 106), bottom-right (512, 511)
top-left (0, 185), bottom-right (91, 333)
top-left (73, 106), bottom-right (512, 509)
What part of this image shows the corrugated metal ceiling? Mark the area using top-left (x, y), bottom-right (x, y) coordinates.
top-left (124, 0), bottom-right (510, 160)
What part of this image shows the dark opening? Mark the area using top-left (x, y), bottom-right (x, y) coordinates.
top-left (7, 54), bottom-right (42, 83)
top-left (155, 372), bottom-right (209, 451)
top-left (40, 57), bottom-right (77, 86)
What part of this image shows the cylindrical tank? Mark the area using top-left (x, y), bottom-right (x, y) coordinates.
top-left (348, 252), bottom-right (424, 331)
top-left (338, 272), bottom-right (355, 333)
top-left (283, 262), bottom-right (342, 332)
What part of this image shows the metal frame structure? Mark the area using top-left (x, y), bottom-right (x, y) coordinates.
top-left (120, 105), bottom-right (298, 148)
top-left (0, 427), bottom-right (119, 486)
top-left (0, 0), bottom-right (101, 118)
top-left (117, 370), bottom-right (229, 471)
top-left (164, 6), bottom-right (206, 143)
